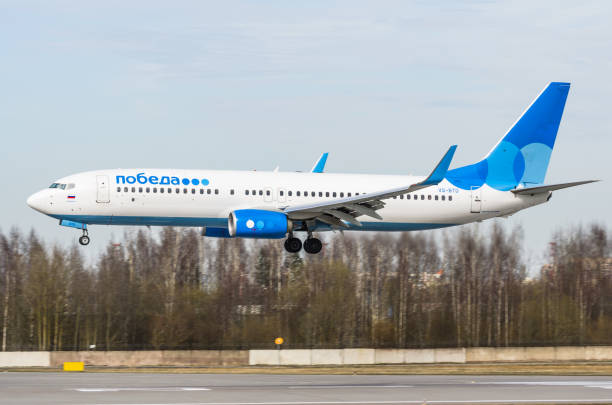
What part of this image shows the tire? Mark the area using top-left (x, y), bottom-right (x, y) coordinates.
top-left (303, 238), bottom-right (322, 254)
top-left (79, 235), bottom-right (90, 246)
top-left (284, 237), bottom-right (302, 253)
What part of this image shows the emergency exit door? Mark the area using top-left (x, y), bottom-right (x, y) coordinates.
top-left (96, 175), bottom-right (110, 203)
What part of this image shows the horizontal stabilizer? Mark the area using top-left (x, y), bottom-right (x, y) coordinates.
top-left (512, 180), bottom-right (598, 195)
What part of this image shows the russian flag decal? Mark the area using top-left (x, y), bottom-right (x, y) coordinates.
top-left (67, 195), bottom-right (76, 199)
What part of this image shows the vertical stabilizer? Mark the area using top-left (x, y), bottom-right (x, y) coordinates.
top-left (446, 82), bottom-right (570, 191)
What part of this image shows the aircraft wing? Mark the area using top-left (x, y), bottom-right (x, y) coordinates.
top-left (311, 153), bottom-right (329, 173)
top-left (511, 180), bottom-right (598, 195)
top-left (283, 146), bottom-right (457, 228)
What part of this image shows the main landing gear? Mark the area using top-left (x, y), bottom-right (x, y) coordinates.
top-left (284, 233), bottom-right (322, 254)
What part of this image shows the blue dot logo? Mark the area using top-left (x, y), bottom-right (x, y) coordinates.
top-left (181, 178), bottom-right (190, 185)
top-left (191, 178), bottom-right (200, 186)
top-left (256, 220), bottom-right (265, 230)
top-left (201, 178), bottom-right (210, 186)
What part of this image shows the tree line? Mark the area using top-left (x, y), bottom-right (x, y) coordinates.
top-left (0, 222), bottom-right (609, 351)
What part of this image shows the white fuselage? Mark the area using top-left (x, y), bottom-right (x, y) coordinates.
top-left (26, 169), bottom-right (549, 233)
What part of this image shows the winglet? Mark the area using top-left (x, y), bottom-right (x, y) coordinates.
top-left (419, 145), bottom-right (457, 186)
top-left (311, 153), bottom-right (329, 173)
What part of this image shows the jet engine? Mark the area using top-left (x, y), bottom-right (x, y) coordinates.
top-left (228, 209), bottom-right (292, 239)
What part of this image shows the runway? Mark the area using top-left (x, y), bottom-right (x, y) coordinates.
top-left (2, 373), bottom-right (612, 404)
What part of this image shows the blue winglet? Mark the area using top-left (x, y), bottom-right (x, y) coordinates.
top-left (420, 145), bottom-right (457, 186)
top-left (311, 153), bottom-right (329, 173)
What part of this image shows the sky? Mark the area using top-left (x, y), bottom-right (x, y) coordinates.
top-left (1, 0), bottom-right (610, 267)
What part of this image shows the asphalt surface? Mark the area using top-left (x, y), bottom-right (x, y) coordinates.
top-left (2, 372), bottom-right (612, 404)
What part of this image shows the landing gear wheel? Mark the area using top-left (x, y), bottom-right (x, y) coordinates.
top-left (284, 237), bottom-right (302, 253)
top-left (79, 235), bottom-right (90, 246)
top-left (303, 238), bottom-right (322, 254)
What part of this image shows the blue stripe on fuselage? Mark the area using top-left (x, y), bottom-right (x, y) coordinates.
top-left (50, 214), bottom-right (456, 232)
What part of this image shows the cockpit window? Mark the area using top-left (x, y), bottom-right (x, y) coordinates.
top-left (49, 183), bottom-right (67, 190)
top-left (66, 183), bottom-right (75, 189)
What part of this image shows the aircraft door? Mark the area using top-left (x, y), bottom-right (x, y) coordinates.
top-left (470, 186), bottom-right (481, 213)
top-left (96, 175), bottom-right (110, 203)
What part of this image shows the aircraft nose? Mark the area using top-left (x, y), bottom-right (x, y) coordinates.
top-left (27, 191), bottom-right (49, 213)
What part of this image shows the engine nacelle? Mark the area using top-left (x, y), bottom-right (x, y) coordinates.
top-left (228, 209), bottom-right (291, 239)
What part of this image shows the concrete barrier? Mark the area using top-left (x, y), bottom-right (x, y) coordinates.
top-left (249, 350), bottom-right (280, 366)
top-left (312, 349), bottom-right (343, 365)
top-left (10, 346), bottom-right (612, 368)
top-left (280, 349), bottom-right (311, 365)
top-left (586, 346), bottom-right (612, 361)
top-left (0, 352), bottom-right (50, 367)
top-left (343, 348), bottom-right (375, 364)
top-left (404, 348), bottom-right (435, 363)
top-left (433, 348), bottom-right (466, 363)
top-left (375, 349), bottom-right (405, 364)
top-left (50, 350), bottom-right (249, 367)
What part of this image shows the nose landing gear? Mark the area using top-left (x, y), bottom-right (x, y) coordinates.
top-left (78, 230), bottom-right (90, 246)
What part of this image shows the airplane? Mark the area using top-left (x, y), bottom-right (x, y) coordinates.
top-left (27, 82), bottom-right (597, 254)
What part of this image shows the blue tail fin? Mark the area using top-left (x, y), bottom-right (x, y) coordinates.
top-left (446, 82), bottom-right (570, 191)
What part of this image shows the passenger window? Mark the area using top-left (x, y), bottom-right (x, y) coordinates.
top-left (441, 195), bottom-right (445, 201)
top-left (245, 190), bottom-right (249, 195)
top-left (318, 192), bottom-right (322, 197)
top-left (449, 195), bottom-right (453, 201)
top-left (407, 194), bottom-right (411, 200)
top-left (207, 189), bottom-right (211, 195)
top-left (288, 191), bottom-right (292, 197)
top-left (117, 187), bottom-right (121, 192)
top-left (230, 189), bottom-right (235, 195)
top-left (183, 188), bottom-right (187, 194)
top-left (348, 192), bottom-right (352, 197)
top-left (356, 192), bottom-right (360, 196)
top-left (297, 191), bottom-right (301, 197)
top-left (280, 190), bottom-right (284, 196)
top-left (153, 188), bottom-right (157, 193)
top-left (400, 194), bottom-right (404, 199)
top-left (139, 187), bottom-right (143, 193)
top-left (340, 192), bottom-right (344, 198)
top-left (333, 192), bottom-right (337, 197)
top-left (146, 187), bottom-right (150, 193)
top-left (304, 190), bottom-right (308, 196)
top-left (421, 195), bottom-right (425, 200)
top-left (428, 195), bottom-right (431, 200)
top-left (259, 190), bottom-right (263, 196)
top-left (160, 188), bottom-right (165, 194)
top-left (200, 189), bottom-right (203, 194)
top-left (132, 187), bottom-right (136, 193)
top-left (326, 192), bottom-right (330, 197)
top-left (123, 187), bottom-right (128, 192)
top-left (191, 189), bottom-right (195, 194)
top-left (215, 189), bottom-right (219, 194)
top-left (310, 191), bottom-right (314, 197)
top-left (175, 188), bottom-right (180, 194)
top-left (435, 195), bottom-right (438, 200)
top-left (266, 190), bottom-right (270, 196)
top-left (252, 190), bottom-right (256, 195)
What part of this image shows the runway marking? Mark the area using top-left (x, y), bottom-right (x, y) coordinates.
top-left (96, 399), bottom-right (612, 405)
top-left (76, 387), bottom-right (210, 392)
top-left (481, 381), bottom-right (612, 389)
top-left (288, 385), bottom-right (415, 389)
